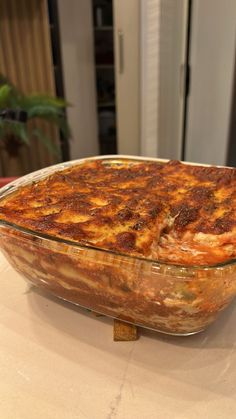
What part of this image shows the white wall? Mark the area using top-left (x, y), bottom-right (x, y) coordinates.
top-left (58, 0), bottom-right (99, 159)
top-left (185, 0), bottom-right (236, 165)
top-left (140, 0), bottom-right (160, 157)
top-left (114, 0), bottom-right (140, 155)
top-left (140, 0), bottom-right (188, 160)
top-left (158, 0), bottom-right (188, 160)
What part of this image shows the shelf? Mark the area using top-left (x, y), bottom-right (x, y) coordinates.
top-left (94, 26), bottom-right (113, 31)
top-left (97, 101), bottom-right (115, 108)
top-left (96, 64), bottom-right (114, 69)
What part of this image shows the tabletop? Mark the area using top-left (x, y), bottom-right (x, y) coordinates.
top-left (0, 252), bottom-right (236, 419)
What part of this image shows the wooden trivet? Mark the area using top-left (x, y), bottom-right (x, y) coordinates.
top-left (113, 319), bottom-right (139, 341)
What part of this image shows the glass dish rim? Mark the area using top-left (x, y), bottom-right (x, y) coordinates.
top-left (0, 154), bottom-right (235, 271)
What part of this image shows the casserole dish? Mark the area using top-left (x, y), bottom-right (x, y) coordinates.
top-left (0, 155), bottom-right (236, 336)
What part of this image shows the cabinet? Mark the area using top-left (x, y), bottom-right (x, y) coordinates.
top-left (92, 0), bottom-right (140, 156)
top-left (92, 0), bottom-right (117, 154)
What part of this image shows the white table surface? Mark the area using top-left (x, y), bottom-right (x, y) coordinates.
top-left (1, 252), bottom-right (236, 419)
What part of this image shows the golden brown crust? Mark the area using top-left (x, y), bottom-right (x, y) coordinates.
top-left (1, 158), bottom-right (236, 266)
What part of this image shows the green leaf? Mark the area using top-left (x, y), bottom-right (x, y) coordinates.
top-left (0, 84), bottom-right (12, 107)
top-left (21, 94), bottom-right (71, 111)
top-left (0, 120), bottom-right (29, 145)
top-left (28, 111), bottom-right (71, 140)
top-left (32, 127), bottom-right (61, 157)
top-left (0, 75), bottom-right (23, 108)
top-left (0, 73), bottom-right (71, 143)
top-left (0, 85), bottom-right (21, 109)
top-left (9, 121), bottom-right (29, 145)
top-left (15, 123), bottom-right (29, 145)
top-left (27, 105), bottom-right (64, 119)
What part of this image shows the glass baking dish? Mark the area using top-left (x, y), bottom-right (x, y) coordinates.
top-left (0, 155), bottom-right (236, 336)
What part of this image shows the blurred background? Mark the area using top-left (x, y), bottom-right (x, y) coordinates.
top-left (0, 0), bottom-right (235, 177)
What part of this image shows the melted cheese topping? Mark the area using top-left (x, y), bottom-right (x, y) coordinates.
top-left (1, 159), bottom-right (236, 266)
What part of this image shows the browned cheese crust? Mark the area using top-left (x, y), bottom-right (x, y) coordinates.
top-left (1, 159), bottom-right (236, 266)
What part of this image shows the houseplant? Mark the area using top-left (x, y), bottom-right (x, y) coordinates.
top-left (0, 75), bottom-right (71, 175)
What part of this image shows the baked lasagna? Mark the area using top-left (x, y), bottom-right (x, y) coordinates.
top-left (0, 157), bottom-right (236, 335)
top-left (0, 158), bottom-right (236, 266)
